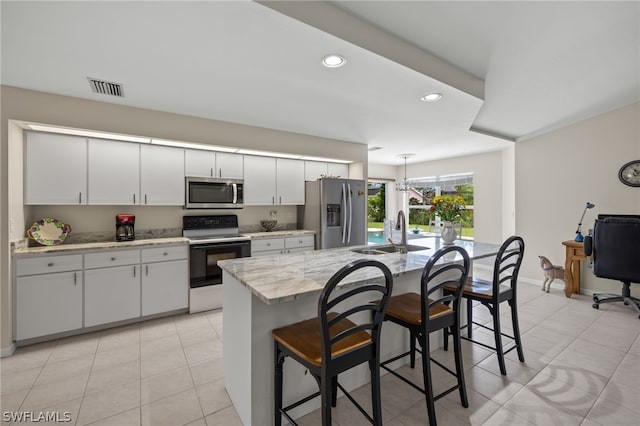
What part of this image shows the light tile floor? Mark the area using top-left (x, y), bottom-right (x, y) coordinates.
top-left (1, 280), bottom-right (639, 425)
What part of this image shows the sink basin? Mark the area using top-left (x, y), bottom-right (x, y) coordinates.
top-left (351, 244), bottom-right (428, 255)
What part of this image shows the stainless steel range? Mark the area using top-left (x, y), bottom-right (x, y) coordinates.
top-left (183, 215), bottom-right (251, 313)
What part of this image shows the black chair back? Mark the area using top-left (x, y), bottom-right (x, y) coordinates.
top-left (420, 245), bottom-right (470, 330)
top-left (590, 217), bottom-right (640, 283)
top-left (491, 236), bottom-right (525, 296)
top-left (318, 259), bottom-right (394, 371)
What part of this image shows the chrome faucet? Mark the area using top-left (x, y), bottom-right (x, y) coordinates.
top-left (388, 210), bottom-right (407, 254)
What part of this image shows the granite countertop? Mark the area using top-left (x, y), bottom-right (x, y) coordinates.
top-left (218, 237), bottom-right (502, 305)
top-left (12, 237), bottom-right (189, 256)
top-left (240, 229), bottom-right (315, 238)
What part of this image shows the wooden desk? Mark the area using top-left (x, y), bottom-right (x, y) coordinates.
top-left (562, 240), bottom-right (586, 297)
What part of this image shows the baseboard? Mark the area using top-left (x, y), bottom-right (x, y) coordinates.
top-left (1, 342), bottom-right (16, 358)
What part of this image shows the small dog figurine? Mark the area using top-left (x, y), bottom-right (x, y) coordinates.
top-left (538, 256), bottom-right (566, 293)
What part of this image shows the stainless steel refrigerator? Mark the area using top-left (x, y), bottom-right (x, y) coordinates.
top-left (298, 178), bottom-right (367, 249)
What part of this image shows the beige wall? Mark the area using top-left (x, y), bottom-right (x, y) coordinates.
top-left (515, 102), bottom-right (640, 295)
top-left (1, 85), bottom-right (368, 353)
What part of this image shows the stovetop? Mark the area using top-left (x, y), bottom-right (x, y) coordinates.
top-left (182, 214), bottom-right (250, 245)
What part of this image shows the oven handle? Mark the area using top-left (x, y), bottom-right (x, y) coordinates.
top-left (190, 241), bottom-right (251, 250)
top-left (232, 183), bottom-right (238, 204)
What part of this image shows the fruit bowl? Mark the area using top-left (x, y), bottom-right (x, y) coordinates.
top-left (260, 219), bottom-right (278, 232)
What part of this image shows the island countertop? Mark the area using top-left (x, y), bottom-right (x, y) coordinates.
top-left (218, 237), bottom-right (501, 305)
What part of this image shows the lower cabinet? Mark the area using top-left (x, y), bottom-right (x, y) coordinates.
top-left (142, 259), bottom-right (189, 316)
top-left (14, 244), bottom-right (188, 342)
top-left (16, 271), bottom-right (83, 341)
top-left (250, 234), bottom-right (315, 256)
top-left (85, 265), bottom-right (141, 328)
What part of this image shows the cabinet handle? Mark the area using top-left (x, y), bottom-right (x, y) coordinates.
top-left (145, 194), bottom-right (148, 204)
top-left (279, 196), bottom-right (282, 204)
top-left (211, 167), bottom-right (213, 177)
top-left (266, 243), bottom-right (271, 247)
top-left (79, 192), bottom-right (82, 204)
top-left (146, 265), bottom-right (149, 276)
top-left (47, 262), bottom-right (54, 267)
top-left (163, 252), bottom-right (168, 256)
top-left (133, 193), bottom-right (136, 204)
top-left (219, 168), bottom-right (222, 178)
top-left (111, 257), bottom-right (116, 261)
top-left (74, 272), bottom-right (77, 285)
top-left (133, 266), bottom-right (136, 278)
top-left (272, 196), bottom-right (275, 204)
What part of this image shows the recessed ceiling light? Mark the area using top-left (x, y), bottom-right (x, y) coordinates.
top-left (421, 93), bottom-right (443, 102)
top-left (322, 54), bottom-right (346, 68)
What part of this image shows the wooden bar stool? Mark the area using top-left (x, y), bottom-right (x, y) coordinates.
top-left (376, 245), bottom-right (470, 426)
top-left (443, 236), bottom-right (525, 375)
top-left (272, 259), bottom-right (394, 426)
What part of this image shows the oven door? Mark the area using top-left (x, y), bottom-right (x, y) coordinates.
top-left (189, 240), bottom-right (251, 288)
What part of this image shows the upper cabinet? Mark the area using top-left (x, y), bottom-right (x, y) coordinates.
top-left (25, 132), bottom-right (88, 205)
top-left (327, 163), bottom-right (349, 178)
top-left (276, 158), bottom-right (305, 205)
top-left (185, 149), bottom-right (216, 177)
top-left (140, 145), bottom-right (185, 205)
top-left (216, 152), bottom-right (243, 179)
top-left (244, 156), bottom-right (304, 205)
top-left (185, 150), bottom-right (243, 179)
top-left (88, 138), bottom-right (140, 205)
top-left (304, 161), bottom-right (349, 181)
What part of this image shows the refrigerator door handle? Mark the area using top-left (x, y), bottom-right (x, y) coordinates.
top-left (347, 183), bottom-right (352, 243)
top-left (342, 183), bottom-right (347, 244)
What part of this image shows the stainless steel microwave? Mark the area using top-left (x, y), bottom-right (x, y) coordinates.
top-left (185, 177), bottom-right (244, 209)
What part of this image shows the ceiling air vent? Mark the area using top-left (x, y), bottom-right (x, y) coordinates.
top-left (368, 146), bottom-right (382, 152)
top-left (87, 77), bottom-right (124, 97)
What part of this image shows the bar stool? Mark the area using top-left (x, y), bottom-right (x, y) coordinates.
top-left (444, 236), bottom-right (525, 375)
top-left (272, 259), bottom-right (393, 426)
top-left (377, 245), bottom-right (470, 426)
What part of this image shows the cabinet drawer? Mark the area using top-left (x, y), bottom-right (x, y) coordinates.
top-left (15, 254), bottom-right (83, 276)
top-left (85, 249), bottom-right (140, 269)
top-left (251, 238), bottom-right (285, 253)
top-left (285, 235), bottom-right (315, 249)
top-left (141, 245), bottom-right (188, 263)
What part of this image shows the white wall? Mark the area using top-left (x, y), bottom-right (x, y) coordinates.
top-left (515, 102), bottom-right (640, 295)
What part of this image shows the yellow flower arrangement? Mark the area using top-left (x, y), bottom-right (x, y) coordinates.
top-left (429, 195), bottom-right (467, 222)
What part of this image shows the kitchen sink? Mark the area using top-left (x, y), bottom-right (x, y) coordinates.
top-left (350, 244), bottom-right (428, 255)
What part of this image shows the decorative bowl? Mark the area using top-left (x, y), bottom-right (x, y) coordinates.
top-left (27, 218), bottom-right (72, 246)
top-left (412, 228), bottom-right (421, 234)
top-left (260, 219), bottom-right (278, 232)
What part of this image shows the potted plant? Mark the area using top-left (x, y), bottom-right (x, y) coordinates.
top-left (429, 195), bottom-right (467, 244)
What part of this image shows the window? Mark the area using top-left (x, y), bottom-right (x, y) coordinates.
top-left (407, 173), bottom-right (474, 239)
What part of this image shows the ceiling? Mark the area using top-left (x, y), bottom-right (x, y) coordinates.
top-left (2, 1), bottom-right (638, 166)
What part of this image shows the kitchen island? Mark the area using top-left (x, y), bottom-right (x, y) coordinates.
top-left (218, 237), bottom-right (503, 426)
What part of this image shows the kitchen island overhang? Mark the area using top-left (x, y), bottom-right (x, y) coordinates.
top-left (219, 237), bottom-right (504, 426)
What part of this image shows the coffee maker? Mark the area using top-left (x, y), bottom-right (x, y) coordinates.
top-left (116, 214), bottom-right (135, 241)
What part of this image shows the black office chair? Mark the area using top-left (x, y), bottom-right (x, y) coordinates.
top-left (584, 216), bottom-right (640, 318)
top-left (272, 259), bottom-right (393, 426)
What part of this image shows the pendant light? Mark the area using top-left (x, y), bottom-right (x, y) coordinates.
top-left (395, 154), bottom-right (414, 192)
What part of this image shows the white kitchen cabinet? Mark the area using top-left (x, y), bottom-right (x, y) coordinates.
top-left (141, 245), bottom-right (189, 316)
top-left (84, 249), bottom-right (141, 327)
top-left (327, 163), bottom-right (349, 178)
top-left (24, 132), bottom-right (87, 205)
top-left (244, 156), bottom-right (304, 205)
top-left (16, 269), bottom-right (83, 341)
top-left (304, 161), bottom-right (328, 181)
top-left (276, 159), bottom-right (305, 205)
top-left (243, 156), bottom-right (276, 205)
top-left (88, 138), bottom-right (140, 205)
top-left (85, 264), bottom-right (141, 327)
top-left (250, 234), bottom-right (315, 256)
top-left (215, 152), bottom-right (244, 179)
top-left (185, 149), bottom-right (216, 177)
top-left (140, 144), bottom-right (185, 205)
